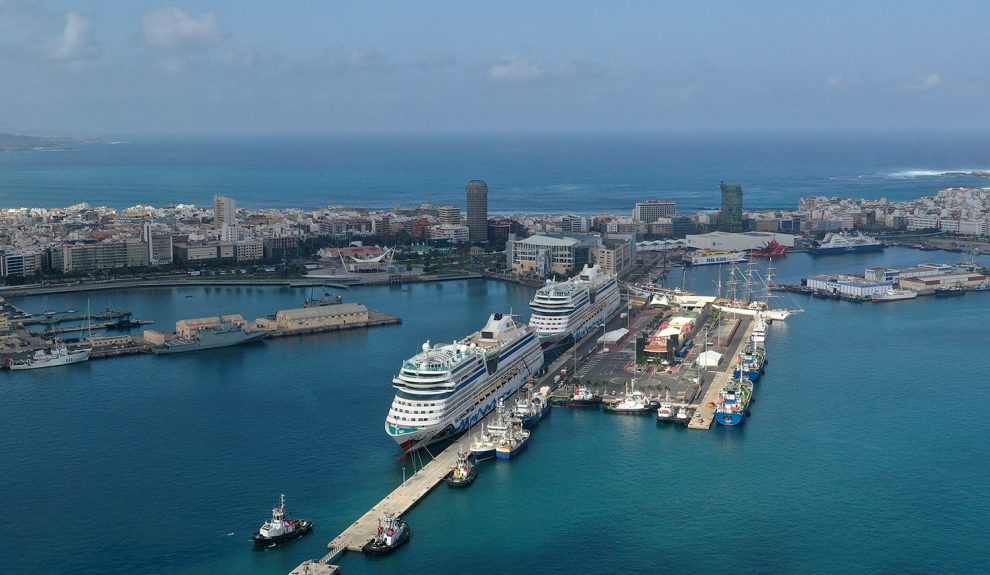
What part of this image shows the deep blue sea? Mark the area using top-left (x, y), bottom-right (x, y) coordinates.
top-left (2, 248), bottom-right (990, 575)
top-left (2, 133), bottom-right (990, 212)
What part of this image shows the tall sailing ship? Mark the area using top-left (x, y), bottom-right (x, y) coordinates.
top-left (385, 313), bottom-right (544, 453)
top-left (528, 264), bottom-right (621, 349)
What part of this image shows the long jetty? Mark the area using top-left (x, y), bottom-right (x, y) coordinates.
top-left (689, 317), bottom-right (756, 430)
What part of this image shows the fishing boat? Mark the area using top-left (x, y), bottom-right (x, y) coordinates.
top-left (934, 285), bottom-right (965, 297)
top-left (495, 422), bottom-right (530, 460)
top-left (362, 512), bottom-right (410, 556)
top-left (445, 451), bottom-right (478, 488)
top-left (549, 384), bottom-right (602, 407)
top-left (512, 385), bottom-right (552, 428)
top-left (675, 407), bottom-right (691, 421)
top-left (252, 494), bottom-right (313, 547)
top-left (468, 425), bottom-right (497, 461)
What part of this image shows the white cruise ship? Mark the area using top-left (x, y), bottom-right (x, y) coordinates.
top-left (528, 265), bottom-right (622, 347)
top-left (385, 313), bottom-right (544, 453)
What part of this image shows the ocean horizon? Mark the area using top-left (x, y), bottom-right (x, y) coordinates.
top-left (3, 132), bottom-right (990, 213)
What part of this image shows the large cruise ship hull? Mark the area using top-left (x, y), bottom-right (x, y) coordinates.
top-left (386, 342), bottom-right (544, 453)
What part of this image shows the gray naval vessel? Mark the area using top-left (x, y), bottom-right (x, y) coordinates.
top-left (152, 317), bottom-right (270, 354)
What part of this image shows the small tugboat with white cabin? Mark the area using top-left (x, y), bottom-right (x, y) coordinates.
top-left (362, 511), bottom-right (410, 556)
top-left (445, 450), bottom-right (478, 487)
top-left (252, 494), bottom-right (313, 548)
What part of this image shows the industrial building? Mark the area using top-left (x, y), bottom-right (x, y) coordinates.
top-left (805, 275), bottom-right (892, 298)
top-left (255, 303), bottom-right (369, 334)
top-left (685, 231), bottom-right (797, 252)
top-left (899, 273), bottom-right (989, 294)
top-left (864, 263), bottom-right (956, 284)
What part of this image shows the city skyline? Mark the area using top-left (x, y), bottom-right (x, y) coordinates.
top-left (2, 1), bottom-right (989, 136)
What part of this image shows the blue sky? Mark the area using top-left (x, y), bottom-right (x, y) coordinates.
top-left (1, 0), bottom-right (987, 135)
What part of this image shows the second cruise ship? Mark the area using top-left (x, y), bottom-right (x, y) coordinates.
top-left (528, 264), bottom-right (622, 348)
top-left (385, 313), bottom-right (544, 453)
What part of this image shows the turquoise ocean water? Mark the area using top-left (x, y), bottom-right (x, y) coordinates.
top-left (3, 133), bottom-right (990, 212)
top-left (2, 248), bottom-right (989, 575)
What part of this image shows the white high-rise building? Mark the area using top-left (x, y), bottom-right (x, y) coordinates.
top-left (438, 205), bottom-right (461, 226)
top-left (633, 200), bottom-right (676, 223)
top-left (214, 195), bottom-right (237, 230)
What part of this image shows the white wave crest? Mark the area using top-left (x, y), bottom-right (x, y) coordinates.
top-left (886, 169), bottom-right (990, 179)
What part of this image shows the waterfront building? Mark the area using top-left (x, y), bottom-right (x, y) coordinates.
top-left (633, 200), bottom-right (676, 223)
top-left (466, 180), bottom-right (488, 244)
top-left (214, 195), bottom-right (236, 230)
top-left (508, 234), bottom-right (599, 278)
top-left (260, 303), bottom-right (369, 333)
top-left (805, 275), bottom-right (892, 298)
top-left (235, 240), bottom-right (264, 262)
top-left (428, 224), bottom-right (470, 243)
top-left (0, 251), bottom-right (42, 277)
top-left (865, 263), bottom-right (956, 284)
top-left (263, 236), bottom-right (301, 261)
top-left (595, 234), bottom-right (634, 277)
top-left (719, 183), bottom-right (744, 233)
top-left (175, 315), bottom-right (248, 339)
top-left (62, 241), bottom-right (129, 273)
top-left (899, 273), bottom-right (989, 294)
top-left (685, 231), bottom-right (797, 252)
top-left (437, 205), bottom-right (461, 226)
top-left (143, 222), bottom-right (174, 265)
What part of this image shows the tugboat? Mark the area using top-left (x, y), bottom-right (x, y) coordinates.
top-left (495, 422), bottom-right (531, 460)
top-left (445, 451), bottom-right (478, 487)
top-left (469, 424), bottom-right (497, 461)
top-left (252, 494), bottom-right (313, 547)
top-left (362, 512), bottom-right (410, 556)
top-left (550, 384), bottom-right (602, 407)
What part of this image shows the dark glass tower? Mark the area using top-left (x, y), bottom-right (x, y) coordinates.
top-left (466, 180), bottom-right (489, 243)
top-left (719, 182), bottom-right (743, 233)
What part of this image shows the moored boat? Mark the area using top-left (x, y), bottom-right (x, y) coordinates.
top-left (656, 391), bottom-right (674, 421)
top-left (715, 358), bottom-right (753, 426)
top-left (494, 422), bottom-right (530, 460)
top-left (6, 339), bottom-right (91, 370)
top-left (445, 451), bottom-right (478, 487)
top-left (468, 425), bottom-right (497, 461)
top-left (362, 512), bottom-right (410, 556)
top-left (252, 494), bottom-right (313, 547)
top-left (871, 288), bottom-right (918, 302)
top-left (603, 381), bottom-right (658, 415)
top-left (934, 285), bottom-right (965, 297)
top-left (810, 231), bottom-right (884, 255)
top-left (750, 240), bottom-right (788, 257)
top-left (550, 384), bottom-right (602, 407)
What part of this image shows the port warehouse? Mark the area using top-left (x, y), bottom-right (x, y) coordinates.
top-left (900, 273), bottom-right (989, 294)
top-left (805, 275), bottom-right (893, 297)
top-left (865, 263), bottom-right (958, 283)
top-left (143, 304), bottom-right (376, 345)
top-left (685, 231), bottom-right (797, 252)
top-left (806, 271), bottom-right (989, 297)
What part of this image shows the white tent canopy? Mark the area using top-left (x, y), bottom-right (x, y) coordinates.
top-left (597, 328), bottom-right (629, 344)
top-left (697, 350), bottom-right (723, 367)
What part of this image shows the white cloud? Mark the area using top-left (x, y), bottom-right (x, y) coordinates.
top-left (49, 12), bottom-right (99, 62)
top-left (142, 7), bottom-right (228, 51)
top-left (921, 73), bottom-right (941, 89)
top-left (488, 57), bottom-right (545, 83)
top-left (826, 74), bottom-right (844, 87)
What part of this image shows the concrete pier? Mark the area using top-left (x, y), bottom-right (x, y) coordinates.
top-left (689, 318), bottom-right (756, 430)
